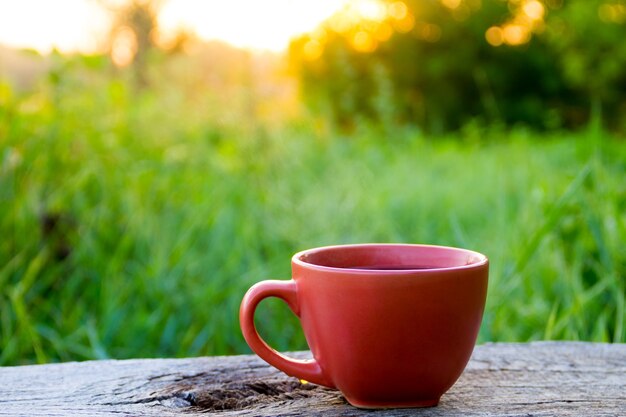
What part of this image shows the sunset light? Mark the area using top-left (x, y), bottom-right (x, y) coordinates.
top-left (158, 0), bottom-right (356, 52)
top-left (0, 0), bottom-right (360, 53)
top-left (0, 0), bottom-right (110, 53)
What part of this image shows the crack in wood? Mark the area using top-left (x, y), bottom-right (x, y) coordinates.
top-left (156, 378), bottom-right (337, 412)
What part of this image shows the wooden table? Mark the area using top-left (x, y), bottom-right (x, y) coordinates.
top-left (1, 342), bottom-right (624, 416)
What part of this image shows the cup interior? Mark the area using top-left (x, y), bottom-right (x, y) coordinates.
top-left (296, 244), bottom-right (486, 272)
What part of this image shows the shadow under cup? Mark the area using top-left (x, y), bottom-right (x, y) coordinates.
top-left (240, 244), bottom-right (489, 409)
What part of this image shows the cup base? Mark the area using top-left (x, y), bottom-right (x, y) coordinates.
top-left (345, 397), bottom-right (440, 409)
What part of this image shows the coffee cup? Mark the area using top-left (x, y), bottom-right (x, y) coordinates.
top-left (240, 243), bottom-right (488, 408)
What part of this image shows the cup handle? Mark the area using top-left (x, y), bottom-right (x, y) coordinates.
top-left (239, 280), bottom-right (332, 387)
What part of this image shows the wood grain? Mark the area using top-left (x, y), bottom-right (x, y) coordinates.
top-left (0, 342), bottom-right (624, 416)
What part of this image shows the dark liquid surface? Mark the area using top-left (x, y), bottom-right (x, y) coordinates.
top-left (348, 265), bottom-right (438, 270)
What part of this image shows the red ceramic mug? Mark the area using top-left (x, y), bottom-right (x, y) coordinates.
top-left (240, 243), bottom-right (489, 409)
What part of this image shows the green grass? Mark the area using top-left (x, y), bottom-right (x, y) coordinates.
top-left (1, 64), bottom-right (625, 365)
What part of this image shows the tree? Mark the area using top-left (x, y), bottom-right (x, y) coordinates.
top-left (289, 0), bottom-right (626, 132)
top-left (101, 0), bottom-right (164, 85)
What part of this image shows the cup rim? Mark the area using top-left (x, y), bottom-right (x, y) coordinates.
top-left (292, 243), bottom-right (488, 274)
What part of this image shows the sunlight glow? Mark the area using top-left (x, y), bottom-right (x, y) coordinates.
top-left (374, 22), bottom-right (394, 41)
top-left (0, 0), bottom-right (354, 53)
top-left (299, 0), bottom-right (413, 56)
top-left (110, 26), bottom-right (137, 67)
top-left (393, 12), bottom-right (415, 33)
top-left (158, 0), bottom-right (352, 52)
top-left (352, 30), bottom-right (377, 52)
top-left (303, 39), bottom-right (324, 61)
top-left (0, 0), bottom-right (109, 53)
top-left (387, 2), bottom-right (408, 20)
top-left (352, 0), bottom-right (387, 20)
top-left (485, 0), bottom-right (547, 47)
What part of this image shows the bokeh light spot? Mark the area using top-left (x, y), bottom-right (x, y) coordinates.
top-left (393, 13), bottom-right (415, 33)
top-left (598, 4), bottom-right (613, 21)
top-left (420, 23), bottom-right (442, 42)
top-left (503, 24), bottom-right (530, 45)
top-left (388, 1), bottom-right (408, 20)
top-left (111, 26), bottom-right (137, 67)
top-left (352, 30), bottom-right (377, 52)
top-left (523, 0), bottom-right (545, 21)
top-left (598, 3), bottom-right (626, 23)
top-left (485, 26), bottom-right (503, 46)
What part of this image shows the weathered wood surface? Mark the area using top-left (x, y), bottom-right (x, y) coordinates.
top-left (0, 342), bottom-right (624, 416)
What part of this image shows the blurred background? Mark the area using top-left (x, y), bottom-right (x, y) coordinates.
top-left (1, 0), bottom-right (624, 365)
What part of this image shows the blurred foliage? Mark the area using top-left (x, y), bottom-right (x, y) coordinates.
top-left (289, 0), bottom-right (626, 132)
top-left (1, 48), bottom-right (625, 365)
